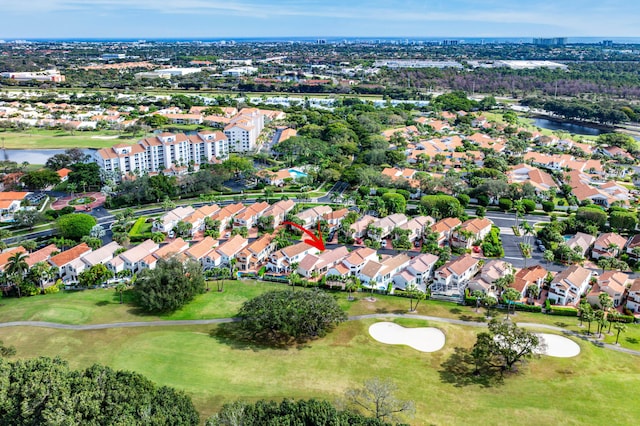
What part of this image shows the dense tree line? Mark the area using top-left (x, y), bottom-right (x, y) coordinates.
top-left (523, 97), bottom-right (631, 125)
top-left (206, 399), bottom-right (391, 426)
top-left (0, 357), bottom-right (199, 425)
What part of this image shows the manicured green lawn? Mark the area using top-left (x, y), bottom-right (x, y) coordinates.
top-left (0, 130), bottom-right (138, 149)
top-left (2, 318), bottom-right (639, 425)
top-left (0, 280), bottom-right (283, 324)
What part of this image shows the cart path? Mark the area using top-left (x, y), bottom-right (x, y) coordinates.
top-left (0, 314), bottom-right (638, 356)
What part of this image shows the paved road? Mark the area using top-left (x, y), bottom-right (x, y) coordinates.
top-left (1, 313), bottom-right (637, 356)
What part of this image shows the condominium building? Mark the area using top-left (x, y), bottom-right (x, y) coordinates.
top-left (224, 108), bottom-right (264, 152)
top-left (94, 131), bottom-right (228, 179)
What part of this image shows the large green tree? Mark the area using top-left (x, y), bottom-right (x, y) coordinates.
top-left (237, 289), bottom-right (347, 344)
top-left (134, 258), bottom-right (205, 313)
top-left (56, 213), bottom-right (97, 240)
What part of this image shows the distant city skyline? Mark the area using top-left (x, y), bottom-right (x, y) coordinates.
top-left (1, 0), bottom-right (636, 39)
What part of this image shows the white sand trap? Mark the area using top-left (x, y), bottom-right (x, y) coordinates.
top-left (535, 333), bottom-right (581, 358)
top-left (91, 135), bottom-right (120, 140)
top-left (368, 322), bottom-right (445, 353)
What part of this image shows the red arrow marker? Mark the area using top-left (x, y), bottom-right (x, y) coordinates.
top-left (282, 221), bottom-right (325, 251)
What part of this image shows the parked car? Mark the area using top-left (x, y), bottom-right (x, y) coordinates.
top-left (538, 245), bottom-right (546, 252)
top-left (381, 240), bottom-right (387, 248)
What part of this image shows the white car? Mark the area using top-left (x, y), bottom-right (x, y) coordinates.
top-left (381, 240), bottom-right (387, 248)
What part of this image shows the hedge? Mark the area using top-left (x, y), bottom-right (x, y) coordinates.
top-left (607, 313), bottom-right (636, 323)
top-left (514, 304), bottom-right (542, 313)
top-left (548, 306), bottom-right (578, 316)
top-left (128, 217), bottom-right (153, 241)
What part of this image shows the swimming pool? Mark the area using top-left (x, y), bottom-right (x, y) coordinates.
top-left (288, 169), bottom-right (308, 179)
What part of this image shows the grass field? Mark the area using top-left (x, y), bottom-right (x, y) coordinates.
top-left (2, 317), bottom-right (639, 425)
top-left (2, 282), bottom-right (639, 351)
top-left (0, 130), bottom-right (139, 149)
top-left (2, 283), bottom-right (640, 423)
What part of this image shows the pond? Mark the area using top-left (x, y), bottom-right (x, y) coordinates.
top-left (0, 148), bottom-right (95, 165)
top-left (532, 118), bottom-right (607, 136)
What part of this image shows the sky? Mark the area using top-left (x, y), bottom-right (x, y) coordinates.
top-left (1, 0), bottom-right (638, 39)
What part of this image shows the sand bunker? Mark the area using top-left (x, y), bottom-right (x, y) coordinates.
top-left (535, 333), bottom-right (581, 358)
top-left (368, 322), bottom-right (445, 353)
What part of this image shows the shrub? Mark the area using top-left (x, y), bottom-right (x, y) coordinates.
top-left (498, 198), bottom-right (513, 212)
top-left (514, 304), bottom-right (542, 313)
top-left (542, 200), bottom-right (555, 212)
top-left (549, 306), bottom-right (578, 316)
top-left (476, 194), bottom-right (490, 206)
top-left (545, 299), bottom-right (551, 310)
top-left (456, 193), bottom-right (470, 207)
top-left (521, 199), bottom-right (536, 213)
top-left (607, 313), bottom-right (635, 323)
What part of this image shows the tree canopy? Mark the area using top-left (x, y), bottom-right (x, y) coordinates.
top-left (56, 213), bottom-right (97, 240)
top-left (237, 289), bottom-right (347, 344)
top-left (0, 356), bottom-right (199, 425)
top-left (134, 258), bottom-right (206, 313)
top-left (206, 399), bottom-right (390, 426)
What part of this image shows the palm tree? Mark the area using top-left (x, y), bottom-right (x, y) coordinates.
top-left (527, 284), bottom-right (540, 303)
top-left (6, 252), bottom-right (29, 277)
top-left (115, 283), bottom-right (127, 304)
top-left (471, 289), bottom-right (484, 312)
top-left (543, 249), bottom-right (555, 264)
top-left (502, 287), bottom-right (521, 320)
top-left (345, 275), bottom-right (361, 301)
top-left (67, 182), bottom-right (77, 197)
top-left (151, 232), bottom-right (166, 244)
top-left (613, 322), bottom-right (627, 345)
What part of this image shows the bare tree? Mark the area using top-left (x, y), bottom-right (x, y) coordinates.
top-left (344, 377), bottom-right (415, 423)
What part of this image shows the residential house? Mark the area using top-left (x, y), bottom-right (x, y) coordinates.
top-left (334, 247), bottom-right (378, 277)
top-left (215, 235), bottom-right (248, 266)
top-left (400, 216), bottom-right (434, 242)
top-left (0, 192), bottom-right (31, 222)
top-left (451, 217), bottom-right (493, 249)
top-left (268, 242), bottom-right (319, 273)
top-left (467, 260), bottom-right (513, 296)
top-left (587, 271), bottom-right (629, 308)
top-left (565, 232), bottom-right (595, 257)
top-left (368, 213), bottom-right (408, 240)
top-left (349, 215), bottom-right (375, 239)
top-left (80, 241), bottom-right (122, 269)
top-left (297, 246), bottom-right (350, 278)
top-left (237, 233), bottom-right (276, 271)
top-left (512, 265), bottom-right (547, 300)
top-left (263, 199), bottom-right (295, 228)
top-left (296, 205), bottom-right (332, 228)
top-left (359, 254), bottom-right (411, 291)
top-left (430, 217), bottom-right (462, 246)
top-left (184, 204), bottom-right (221, 234)
top-left (591, 232), bottom-right (627, 260)
top-left (49, 243), bottom-right (92, 282)
top-left (233, 201), bottom-right (269, 229)
top-left (323, 208), bottom-right (349, 230)
top-left (626, 234), bottom-right (640, 259)
top-left (185, 236), bottom-right (219, 268)
top-left (24, 244), bottom-right (59, 268)
top-left (0, 246), bottom-right (27, 271)
top-left (432, 255), bottom-right (479, 299)
top-left (153, 238), bottom-right (189, 261)
top-left (507, 164), bottom-right (557, 195)
top-left (108, 240), bottom-right (159, 274)
top-left (154, 206), bottom-right (195, 233)
top-left (56, 168), bottom-right (72, 182)
top-left (392, 253), bottom-right (438, 292)
top-left (548, 265), bottom-right (592, 306)
top-left (625, 279), bottom-right (640, 313)
top-left (210, 203), bottom-right (245, 234)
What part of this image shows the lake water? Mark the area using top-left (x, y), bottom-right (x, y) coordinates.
top-left (532, 118), bottom-right (606, 136)
top-left (0, 149), bottom-right (95, 165)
